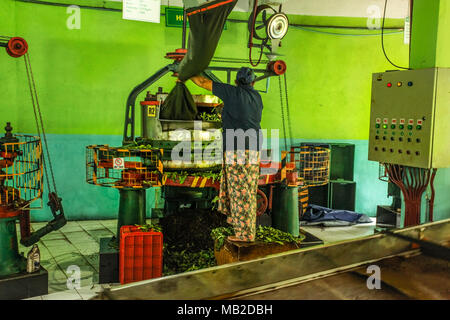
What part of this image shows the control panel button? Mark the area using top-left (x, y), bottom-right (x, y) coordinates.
top-left (399, 124), bottom-right (404, 129)
top-left (375, 124), bottom-right (380, 128)
top-left (407, 125), bottom-right (413, 130)
top-left (408, 81), bottom-right (413, 86)
top-left (391, 124), bottom-right (396, 129)
top-left (416, 125), bottom-right (422, 130)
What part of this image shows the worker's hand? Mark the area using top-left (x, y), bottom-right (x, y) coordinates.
top-left (190, 75), bottom-right (213, 92)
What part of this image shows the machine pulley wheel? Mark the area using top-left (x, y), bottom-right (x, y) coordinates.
top-left (248, 5), bottom-right (276, 41)
top-left (6, 37), bottom-right (28, 58)
top-left (266, 13), bottom-right (289, 40)
top-left (268, 60), bottom-right (287, 75)
top-left (256, 188), bottom-right (268, 216)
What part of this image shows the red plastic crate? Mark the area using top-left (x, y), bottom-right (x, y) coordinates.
top-left (119, 226), bottom-right (163, 285)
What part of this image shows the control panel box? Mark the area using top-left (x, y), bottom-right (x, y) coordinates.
top-left (368, 68), bottom-right (450, 168)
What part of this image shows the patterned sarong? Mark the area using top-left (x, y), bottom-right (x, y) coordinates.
top-left (218, 150), bottom-right (260, 241)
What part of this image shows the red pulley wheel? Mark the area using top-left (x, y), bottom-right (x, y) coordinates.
top-left (256, 188), bottom-right (268, 216)
top-left (6, 37), bottom-right (28, 58)
top-left (268, 60), bottom-right (287, 75)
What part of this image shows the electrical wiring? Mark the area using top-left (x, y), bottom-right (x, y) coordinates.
top-left (291, 25), bottom-right (403, 37)
top-left (381, 0), bottom-right (409, 69)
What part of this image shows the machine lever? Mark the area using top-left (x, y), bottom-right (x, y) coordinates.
top-left (20, 214), bottom-right (66, 247)
top-left (19, 192), bottom-right (67, 247)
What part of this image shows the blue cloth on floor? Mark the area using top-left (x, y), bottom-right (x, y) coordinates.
top-left (300, 204), bottom-right (372, 226)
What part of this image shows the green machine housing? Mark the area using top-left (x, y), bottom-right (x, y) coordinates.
top-left (368, 68), bottom-right (450, 168)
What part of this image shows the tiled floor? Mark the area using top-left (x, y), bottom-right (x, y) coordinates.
top-left (18, 218), bottom-right (377, 300)
top-left (18, 219), bottom-right (118, 300)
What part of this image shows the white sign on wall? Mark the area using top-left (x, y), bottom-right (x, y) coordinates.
top-left (123, 0), bottom-right (161, 23)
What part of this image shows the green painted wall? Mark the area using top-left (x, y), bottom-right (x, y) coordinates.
top-left (0, 0), bottom-right (17, 128)
top-left (1, 1), bottom-right (448, 222)
top-left (2, 1), bottom-right (408, 139)
top-left (436, 0), bottom-right (450, 68)
top-left (410, 0), bottom-right (450, 69)
top-left (409, 0), bottom-right (440, 68)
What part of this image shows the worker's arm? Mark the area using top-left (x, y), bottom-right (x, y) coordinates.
top-left (190, 75), bottom-right (213, 92)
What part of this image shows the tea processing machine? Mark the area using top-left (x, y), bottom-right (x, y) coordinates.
top-left (83, 0), bottom-right (321, 283)
top-left (0, 36), bottom-right (66, 299)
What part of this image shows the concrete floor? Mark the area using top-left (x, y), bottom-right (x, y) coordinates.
top-left (19, 218), bottom-right (377, 300)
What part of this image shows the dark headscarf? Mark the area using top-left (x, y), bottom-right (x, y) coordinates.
top-left (236, 67), bottom-right (256, 86)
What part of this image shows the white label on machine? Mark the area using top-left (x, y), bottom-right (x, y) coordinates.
top-left (383, 118), bottom-right (388, 124)
top-left (417, 119), bottom-right (423, 125)
top-left (404, 16), bottom-right (410, 45)
top-left (376, 118), bottom-right (381, 124)
top-left (391, 119), bottom-right (397, 124)
top-left (400, 119), bottom-right (405, 124)
top-left (113, 158), bottom-right (125, 170)
top-left (408, 119), bottom-right (414, 125)
top-left (123, 0), bottom-right (161, 23)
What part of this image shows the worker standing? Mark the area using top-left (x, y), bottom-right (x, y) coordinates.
top-left (189, 67), bottom-right (263, 242)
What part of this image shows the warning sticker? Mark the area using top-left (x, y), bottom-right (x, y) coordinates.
top-left (376, 118), bottom-right (381, 124)
top-left (408, 119), bottom-right (414, 125)
top-left (391, 119), bottom-right (397, 124)
top-left (400, 119), bottom-right (405, 124)
top-left (113, 158), bottom-right (125, 170)
top-left (383, 118), bottom-right (388, 124)
top-left (148, 106), bottom-right (157, 118)
top-left (417, 119), bottom-right (423, 125)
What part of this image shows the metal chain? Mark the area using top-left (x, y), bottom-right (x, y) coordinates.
top-left (23, 54), bottom-right (51, 193)
top-left (283, 72), bottom-right (293, 148)
top-left (23, 53), bottom-right (58, 195)
top-left (278, 75), bottom-right (287, 151)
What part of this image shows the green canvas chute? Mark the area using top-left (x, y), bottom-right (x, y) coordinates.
top-left (160, 0), bottom-right (237, 120)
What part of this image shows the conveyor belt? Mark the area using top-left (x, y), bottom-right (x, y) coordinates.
top-left (97, 219), bottom-right (450, 300)
top-left (232, 253), bottom-right (449, 300)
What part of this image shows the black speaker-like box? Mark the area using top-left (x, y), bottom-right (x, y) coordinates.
top-left (329, 180), bottom-right (356, 211)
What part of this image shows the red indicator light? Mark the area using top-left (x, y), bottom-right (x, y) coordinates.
top-left (387, 83), bottom-right (392, 87)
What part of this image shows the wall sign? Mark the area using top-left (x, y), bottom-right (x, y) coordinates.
top-left (123, 0), bottom-right (161, 23)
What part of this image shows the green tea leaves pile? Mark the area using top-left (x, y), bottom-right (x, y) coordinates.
top-left (198, 112), bottom-right (221, 122)
top-left (211, 226), bottom-right (306, 250)
top-left (135, 223), bottom-right (162, 233)
top-left (256, 226), bottom-right (305, 246)
top-left (163, 247), bottom-right (216, 276)
top-left (210, 227), bottom-right (234, 250)
top-left (164, 170), bottom-right (221, 184)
